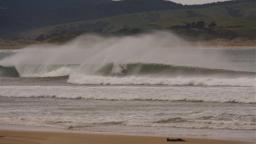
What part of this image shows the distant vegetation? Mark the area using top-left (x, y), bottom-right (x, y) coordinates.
top-left (0, 0), bottom-right (256, 47)
top-left (0, 0), bottom-right (182, 37)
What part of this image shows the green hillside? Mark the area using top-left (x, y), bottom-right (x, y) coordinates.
top-left (0, 0), bottom-right (182, 36)
top-left (0, 0), bottom-right (256, 49)
top-left (19, 0), bottom-right (256, 42)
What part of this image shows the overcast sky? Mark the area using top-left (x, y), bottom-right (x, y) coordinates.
top-left (169, 0), bottom-right (230, 5)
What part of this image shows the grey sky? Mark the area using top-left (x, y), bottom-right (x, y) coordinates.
top-left (169, 0), bottom-right (230, 5)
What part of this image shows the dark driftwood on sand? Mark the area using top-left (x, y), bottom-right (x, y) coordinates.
top-left (167, 138), bottom-right (185, 142)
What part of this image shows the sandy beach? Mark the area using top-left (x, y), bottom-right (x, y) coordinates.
top-left (0, 130), bottom-right (253, 144)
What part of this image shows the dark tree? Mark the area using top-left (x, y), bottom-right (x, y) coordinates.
top-left (196, 21), bottom-right (205, 29)
top-left (208, 22), bottom-right (217, 29)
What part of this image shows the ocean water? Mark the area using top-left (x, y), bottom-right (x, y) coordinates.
top-left (0, 46), bottom-right (255, 141)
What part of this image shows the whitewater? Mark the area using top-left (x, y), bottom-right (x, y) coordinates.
top-left (0, 31), bottom-right (255, 140)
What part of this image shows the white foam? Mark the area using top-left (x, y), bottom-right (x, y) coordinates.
top-left (68, 74), bottom-right (256, 87)
top-left (0, 85), bottom-right (255, 103)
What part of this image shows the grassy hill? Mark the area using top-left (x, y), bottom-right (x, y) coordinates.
top-left (0, 0), bottom-right (182, 37)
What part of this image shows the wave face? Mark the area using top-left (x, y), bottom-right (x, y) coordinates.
top-left (0, 66), bottom-right (19, 77)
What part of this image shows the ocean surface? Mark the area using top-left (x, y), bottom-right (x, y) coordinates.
top-left (0, 47), bottom-right (255, 141)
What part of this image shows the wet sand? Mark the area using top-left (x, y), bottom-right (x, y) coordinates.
top-left (0, 130), bottom-right (252, 144)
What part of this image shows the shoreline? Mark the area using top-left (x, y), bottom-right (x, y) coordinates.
top-left (0, 129), bottom-right (253, 144)
top-left (0, 124), bottom-right (255, 143)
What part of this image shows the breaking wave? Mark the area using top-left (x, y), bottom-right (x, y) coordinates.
top-left (0, 32), bottom-right (255, 87)
top-left (0, 63), bottom-right (255, 87)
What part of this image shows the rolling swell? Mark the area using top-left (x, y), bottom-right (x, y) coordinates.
top-left (97, 63), bottom-right (256, 76)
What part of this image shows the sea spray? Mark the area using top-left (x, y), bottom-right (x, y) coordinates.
top-left (0, 31), bottom-right (255, 84)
